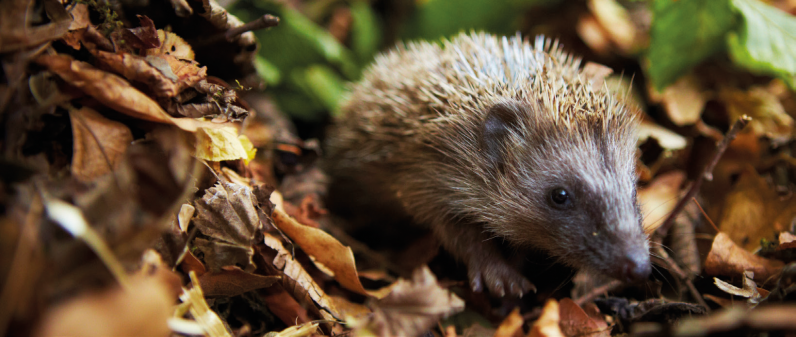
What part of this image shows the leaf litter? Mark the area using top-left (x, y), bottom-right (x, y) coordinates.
top-left (2, 0), bottom-right (796, 337)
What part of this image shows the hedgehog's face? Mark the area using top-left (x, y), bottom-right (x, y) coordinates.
top-left (479, 99), bottom-right (650, 282)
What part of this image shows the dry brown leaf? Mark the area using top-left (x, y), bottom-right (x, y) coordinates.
top-left (714, 271), bottom-right (766, 307)
top-left (718, 166), bottom-right (795, 251)
top-left (0, 0), bottom-right (71, 53)
top-left (705, 232), bottom-right (784, 282)
top-left (272, 208), bottom-right (389, 298)
top-left (93, 51), bottom-right (207, 98)
top-left (493, 307), bottom-right (524, 337)
top-left (527, 299), bottom-right (565, 337)
top-left (588, 0), bottom-right (637, 53)
top-left (660, 75), bottom-right (707, 126)
top-left (193, 237), bottom-right (255, 273)
top-left (68, 3), bottom-right (91, 31)
top-left (329, 295), bottom-right (371, 322)
top-left (576, 14), bottom-right (611, 55)
top-left (36, 54), bottom-right (174, 122)
top-left (193, 181), bottom-right (265, 247)
top-left (124, 15), bottom-right (160, 50)
top-left (262, 233), bottom-right (342, 320)
top-left (721, 86), bottom-right (794, 145)
top-left (35, 275), bottom-right (174, 337)
top-left (558, 298), bottom-right (610, 337)
top-left (283, 194), bottom-right (327, 229)
top-left (179, 249), bottom-right (207, 276)
top-left (637, 119), bottom-right (687, 151)
top-left (34, 54), bottom-right (222, 132)
top-left (29, 71), bottom-right (76, 106)
top-left (197, 266), bottom-right (280, 297)
top-left (260, 290), bottom-right (312, 326)
top-left (581, 62), bottom-right (613, 91)
top-left (638, 171), bottom-right (686, 234)
top-left (69, 107), bottom-right (133, 182)
top-left (350, 266), bottom-right (465, 337)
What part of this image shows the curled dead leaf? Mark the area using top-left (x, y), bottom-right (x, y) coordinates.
top-left (272, 208), bottom-right (389, 298)
top-left (558, 298), bottom-right (610, 337)
top-left (714, 271), bottom-right (767, 307)
top-left (262, 233), bottom-right (342, 320)
top-left (93, 51), bottom-right (207, 98)
top-left (35, 54), bottom-right (225, 132)
top-left (705, 232), bottom-right (784, 282)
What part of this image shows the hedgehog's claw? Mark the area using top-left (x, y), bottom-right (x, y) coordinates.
top-left (467, 257), bottom-right (535, 298)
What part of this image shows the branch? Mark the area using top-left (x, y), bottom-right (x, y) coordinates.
top-left (655, 115), bottom-right (751, 236)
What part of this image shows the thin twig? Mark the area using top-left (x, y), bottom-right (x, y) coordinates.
top-left (573, 279), bottom-right (623, 307)
top-left (226, 14), bottom-right (280, 41)
top-left (651, 246), bottom-right (710, 312)
top-left (656, 115), bottom-right (751, 236)
top-left (692, 197), bottom-right (719, 233)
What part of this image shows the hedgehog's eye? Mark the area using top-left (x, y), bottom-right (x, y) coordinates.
top-left (549, 187), bottom-right (573, 209)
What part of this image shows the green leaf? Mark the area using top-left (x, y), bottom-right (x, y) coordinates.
top-left (350, 0), bottom-right (382, 65)
top-left (254, 55), bottom-right (280, 85)
top-left (303, 65), bottom-right (348, 113)
top-left (647, 0), bottom-right (737, 90)
top-left (399, 0), bottom-right (545, 41)
top-left (229, 0), bottom-right (360, 120)
top-left (728, 0), bottom-right (796, 90)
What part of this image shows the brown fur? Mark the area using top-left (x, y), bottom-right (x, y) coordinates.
top-left (325, 32), bottom-right (649, 296)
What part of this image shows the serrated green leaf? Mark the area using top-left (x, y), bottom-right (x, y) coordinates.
top-left (647, 0), bottom-right (737, 90)
top-left (728, 0), bottom-right (796, 90)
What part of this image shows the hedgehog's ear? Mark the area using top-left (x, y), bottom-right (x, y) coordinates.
top-left (481, 101), bottom-right (525, 170)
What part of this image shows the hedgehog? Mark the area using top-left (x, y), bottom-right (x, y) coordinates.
top-left (324, 32), bottom-right (650, 297)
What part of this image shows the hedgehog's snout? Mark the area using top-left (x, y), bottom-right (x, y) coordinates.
top-left (616, 247), bottom-right (651, 282)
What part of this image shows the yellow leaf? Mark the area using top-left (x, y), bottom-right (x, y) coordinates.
top-left (238, 134), bottom-right (257, 164)
top-left (194, 127), bottom-right (250, 162)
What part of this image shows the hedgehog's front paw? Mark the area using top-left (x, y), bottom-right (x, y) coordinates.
top-left (467, 256), bottom-right (536, 297)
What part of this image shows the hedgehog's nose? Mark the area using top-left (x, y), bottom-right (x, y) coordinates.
top-left (619, 252), bottom-right (651, 283)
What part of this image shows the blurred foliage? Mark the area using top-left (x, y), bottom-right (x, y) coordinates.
top-left (648, 0), bottom-right (796, 90)
top-left (230, 0), bottom-right (796, 122)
